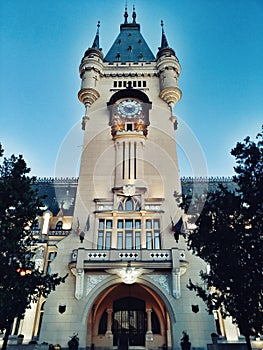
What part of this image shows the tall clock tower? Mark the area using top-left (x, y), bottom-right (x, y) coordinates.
top-left (40, 8), bottom-right (214, 350)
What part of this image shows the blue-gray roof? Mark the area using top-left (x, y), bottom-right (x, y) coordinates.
top-left (104, 23), bottom-right (155, 63)
top-left (34, 177), bottom-right (235, 216)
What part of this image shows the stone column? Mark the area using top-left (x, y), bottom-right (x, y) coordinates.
top-left (146, 308), bottom-right (153, 341)
top-left (106, 308), bottom-right (113, 336)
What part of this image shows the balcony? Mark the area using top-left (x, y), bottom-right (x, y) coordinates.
top-left (69, 248), bottom-right (188, 271)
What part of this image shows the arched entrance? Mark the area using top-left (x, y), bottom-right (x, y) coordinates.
top-left (112, 297), bottom-right (146, 346)
top-left (86, 282), bottom-right (171, 349)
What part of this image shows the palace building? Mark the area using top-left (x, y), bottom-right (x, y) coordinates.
top-left (12, 7), bottom-right (242, 350)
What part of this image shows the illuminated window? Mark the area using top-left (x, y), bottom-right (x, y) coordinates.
top-left (47, 252), bottom-right (57, 275)
top-left (32, 219), bottom-right (39, 230)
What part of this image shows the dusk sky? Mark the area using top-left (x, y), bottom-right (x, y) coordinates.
top-left (1, 0), bottom-right (262, 178)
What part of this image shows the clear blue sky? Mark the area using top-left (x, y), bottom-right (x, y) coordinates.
top-left (1, 0), bottom-right (262, 178)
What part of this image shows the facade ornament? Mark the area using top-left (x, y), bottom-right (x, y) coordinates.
top-left (86, 275), bottom-right (108, 295)
top-left (172, 268), bottom-right (181, 299)
top-left (123, 185), bottom-right (135, 196)
top-left (149, 274), bottom-right (170, 294)
top-left (106, 262), bottom-right (153, 284)
top-left (75, 268), bottom-right (84, 300)
top-left (82, 116), bottom-right (89, 130)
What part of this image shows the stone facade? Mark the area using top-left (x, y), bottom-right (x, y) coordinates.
top-left (7, 8), bottom-right (243, 350)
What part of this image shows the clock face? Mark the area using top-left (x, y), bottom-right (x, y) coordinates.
top-left (117, 99), bottom-right (142, 118)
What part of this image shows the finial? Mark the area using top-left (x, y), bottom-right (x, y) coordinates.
top-left (124, 3), bottom-right (128, 24)
top-left (160, 20), bottom-right (169, 49)
top-left (132, 5), bottom-right (136, 24)
top-left (96, 21), bottom-right (100, 34)
top-left (92, 20), bottom-right (101, 49)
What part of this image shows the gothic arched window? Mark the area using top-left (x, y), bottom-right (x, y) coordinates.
top-left (118, 197), bottom-right (140, 212)
top-left (125, 198), bottom-right (134, 211)
top-left (56, 221), bottom-right (63, 230)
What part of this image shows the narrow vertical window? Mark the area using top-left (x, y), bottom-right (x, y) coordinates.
top-left (128, 142), bottom-right (131, 179)
top-left (154, 232), bottom-right (161, 250)
top-left (105, 232), bottom-right (111, 250)
top-left (122, 142), bottom-right (125, 179)
top-left (106, 220), bottom-right (112, 229)
top-left (97, 219), bottom-right (113, 249)
top-left (134, 142), bottom-right (137, 179)
top-left (117, 232), bottom-right (123, 249)
top-left (97, 232), bottom-right (104, 249)
top-left (145, 219), bottom-right (161, 249)
top-left (126, 232), bottom-right (133, 249)
top-left (146, 220), bottom-right (152, 229)
top-left (125, 220), bottom-right (133, 249)
top-left (146, 232), bottom-right (152, 249)
top-left (135, 232), bottom-right (141, 249)
top-left (117, 220), bottom-right (124, 249)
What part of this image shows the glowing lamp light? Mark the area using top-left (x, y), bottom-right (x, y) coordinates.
top-left (17, 268), bottom-right (32, 276)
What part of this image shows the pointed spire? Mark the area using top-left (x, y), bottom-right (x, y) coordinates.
top-left (124, 3), bottom-right (128, 24)
top-left (132, 5), bottom-right (136, 24)
top-left (157, 20), bottom-right (177, 60)
top-left (160, 20), bottom-right (169, 49)
top-left (92, 21), bottom-right (100, 49)
top-left (82, 20), bottom-right (103, 61)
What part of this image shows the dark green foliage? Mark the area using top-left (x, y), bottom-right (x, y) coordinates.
top-left (185, 128), bottom-right (263, 349)
top-left (0, 145), bottom-right (66, 348)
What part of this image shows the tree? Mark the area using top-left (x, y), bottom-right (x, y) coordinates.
top-left (0, 145), bottom-right (66, 350)
top-left (184, 129), bottom-right (263, 350)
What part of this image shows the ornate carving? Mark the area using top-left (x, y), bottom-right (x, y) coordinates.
top-left (159, 87), bottom-right (182, 106)
top-left (78, 88), bottom-right (100, 107)
top-left (149, 274), bottom-right (170, 294)
top-left (86, 275), bottom-right (108, 295)
top-left (123, 185), bottom-right (135, 196)
top-left (172, 268), bottom-right (181, 299)
top-left (75, 268), bottom-right (84, 300)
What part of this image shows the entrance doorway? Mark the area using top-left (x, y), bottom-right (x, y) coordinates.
top-left (87, 283), bottom-right (171, 348)
top-left (112, 297), bottom-right (146, 346)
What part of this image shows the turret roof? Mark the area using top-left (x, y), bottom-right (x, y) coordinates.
top-left (104, 6), bottom-right (155, 63)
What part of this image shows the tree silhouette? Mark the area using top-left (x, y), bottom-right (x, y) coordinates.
top-left (185, 128), bottom-right (263, 350)
top-left (0, 145), bottom-right (66, 350)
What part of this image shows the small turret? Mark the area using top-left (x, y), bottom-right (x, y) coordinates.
top-left (78, 21), bottom-right (103, 119)
top-left (157, 21), bottom-right (182, 115)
